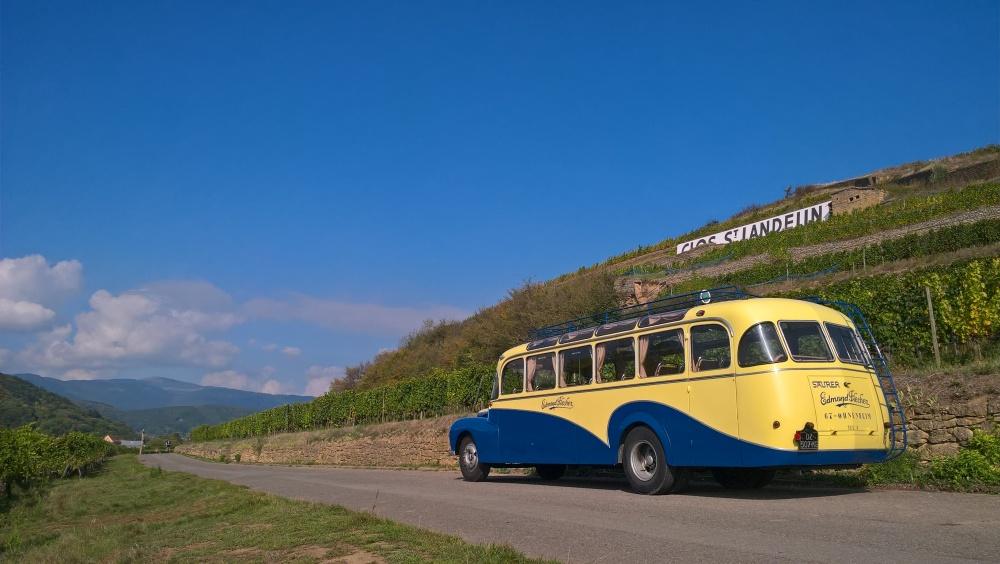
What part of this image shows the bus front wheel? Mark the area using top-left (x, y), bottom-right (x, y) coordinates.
top-left (711, 468), bottom-right (775, 489)
top-left (458, 436), bottom-right (490, 482)
top-left (622, 426), bottom-right (687, 495)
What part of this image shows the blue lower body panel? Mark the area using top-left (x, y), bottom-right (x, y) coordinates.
top-left (449, 401), bottom-right (888, 468)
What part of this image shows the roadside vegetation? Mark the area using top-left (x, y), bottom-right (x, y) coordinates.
top-left (0, 425), bottom-right (116, 497)
top-left (0, 455), bottom-right (542, 563)
top-left (805, 428), bottom-right (1000, 493)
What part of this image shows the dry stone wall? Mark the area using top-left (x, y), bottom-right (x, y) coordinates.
top-left (177, 395), bottom-right (998, 468)
top-left (905, 396), bottom-right (999, 460)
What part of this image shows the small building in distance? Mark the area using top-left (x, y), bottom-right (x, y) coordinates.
top-left (831, 187), bottom-right (885, 215)
top-left (103, 435), bottom-right (143, 448)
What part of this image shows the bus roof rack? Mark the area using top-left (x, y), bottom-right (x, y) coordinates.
top-left (527, 286), bottom-right (752, 341)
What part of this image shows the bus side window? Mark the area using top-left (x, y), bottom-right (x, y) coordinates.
top-left (691, 324), bottom-right (731, 372)
top-left (559, 346), bottom-right (593, 387)
top-left (596, 337), bottom-right (636, 383)
top-left (526, 353), bottom-right (556, 391)
top-left (639, 329), bottom-right (684, 377)
top-left (501, 358), bottom-right (524, 395)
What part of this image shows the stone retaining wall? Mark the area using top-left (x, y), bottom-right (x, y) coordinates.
top-left (177, 395), bottom-right (998, 469)
top-left (905, 396), bottom-right (999, 459)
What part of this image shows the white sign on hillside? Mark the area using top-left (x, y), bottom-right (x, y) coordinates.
top-left (676, 201), bottom-right (832, 254)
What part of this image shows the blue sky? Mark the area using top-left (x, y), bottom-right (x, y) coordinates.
top-left (1, 1), bottom-right (997, 395)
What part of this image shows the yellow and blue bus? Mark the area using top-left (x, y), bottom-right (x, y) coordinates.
top-left (449, 287), bottom-right (906, 494)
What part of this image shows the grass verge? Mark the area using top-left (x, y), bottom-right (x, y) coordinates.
top-left (0, 455), bottom-right (546, 563)
top-left (800, 428), bottom-right (1000, 493)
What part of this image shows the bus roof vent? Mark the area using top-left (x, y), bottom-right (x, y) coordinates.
top-left (527, 286), bottom-right (751, 341)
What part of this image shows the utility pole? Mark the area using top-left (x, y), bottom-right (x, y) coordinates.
top-left (139, 429), bottom-right (144, 456)
top-left (925, 286), bottom-right (941, 369)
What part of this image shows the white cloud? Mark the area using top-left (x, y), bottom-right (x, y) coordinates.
top-left (243, 294), bottom-right (467, 336)
top-left (261, 379), bottom-right (284, 394)
top-left (0, 255), bottom-right (82, 331)
top-left (304, 365), bottom-right (345, 396)
top-left (281, 346), bottom-right (302, 357)
top-left (262, 343), bottom-right (278, 352)
top-left (201, 370), bottom-right (252, 391)
top-left (17, 284), bottom-right (240, 370)
top-left (0, 299), bottom-right (56, 331)
top-left (0, 255), bottom-right (82, 304)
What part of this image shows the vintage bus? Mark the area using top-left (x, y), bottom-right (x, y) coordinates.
top-left (449, 287), bottom-right (906, 494)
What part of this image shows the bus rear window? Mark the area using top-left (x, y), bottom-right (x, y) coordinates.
top-left (738, 322), bottom-right (787, 367)
top-left (825, 323), bottom-right (869, 365)
top-left (526, 353), bottom-right (556, 391)
top-left (779, 321), bottom-right (833, 362)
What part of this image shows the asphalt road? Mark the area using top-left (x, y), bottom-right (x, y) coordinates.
top-left (141, 454), bottom-right (1000, 563)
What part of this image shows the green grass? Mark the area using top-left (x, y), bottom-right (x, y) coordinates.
top-left (0, 455), bottom-right (547, 563)
top-left (802, 429), bottom-right (1000, 493)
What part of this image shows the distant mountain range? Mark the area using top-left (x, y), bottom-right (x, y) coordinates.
top-left (0, 373), bottom-right (135, 437)
top-left (77, 401), bottom-right (254, 437)
top-left (11, 373), bottom-right (310, 437)
top-left (15, 373), bottom-right (310, 411)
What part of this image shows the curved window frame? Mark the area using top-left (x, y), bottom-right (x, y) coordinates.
top-left (499, 358), bottom-right (525, 396)
top-left (738, 322), bottom-right (788, 368)
top-left (824, 322), bottom-right (871, 366)
top-left (778, 320), bottom-right (835, 363)
top-left (689, 323), bottom-right (733, 373)
top-left (525, 352), bottom-right (557, 392)
top-left (638, 328), bottom-right (687, 378)
top-left (594, 336), bottom-right (637, 384)
top-left (558, 345), bottom-right (594, 388)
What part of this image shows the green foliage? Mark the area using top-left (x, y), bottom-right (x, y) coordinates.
top-left (360, 271), bottom-right (620, 387)
top-left (854, 429), bottom-right (1000, 491)
top-left (191, 363), bottom-right (494, 442)
top-left (0, 374), bottom-right (134, 438)
top-left (695, 182), bottom-right (1000, 264)
top-left (668, 217), bottom-right (1000, 294)
top-left (0, 426), bottom-right (113, 495)
top-left (0, 456), bottom-right (543, 563)
top-left (781, 258), bottom-right (1000, 366)
top-left (858, 450), bottom-right (923, 486)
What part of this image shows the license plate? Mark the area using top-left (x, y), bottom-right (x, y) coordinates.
top-left (798, 427), bottom-right (819, 451)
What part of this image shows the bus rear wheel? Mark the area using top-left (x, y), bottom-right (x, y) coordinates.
top-left (458, 436), bottom-right (490, 482)
top-left (622, 427), bottom-right (686, 495)
top-left (711, 468), bottom-right (775, 489)
top-left (535, 464), bottom-right (566, 481)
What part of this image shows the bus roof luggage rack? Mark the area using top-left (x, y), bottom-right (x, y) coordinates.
top-left (527, 286), bottom-right (751, 342)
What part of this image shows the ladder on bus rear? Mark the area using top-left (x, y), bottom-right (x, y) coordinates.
top-left (806, 298), bottom-right (908, 460)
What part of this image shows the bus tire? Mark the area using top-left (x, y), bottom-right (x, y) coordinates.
top-left (712, 468), bottom-right (776, 489)
top-left (623, 426), bottom-right (681, 495)
top-left (458, 436), bottom-right (490, 482)
top-left (535, 464), bottom-right (566, 481)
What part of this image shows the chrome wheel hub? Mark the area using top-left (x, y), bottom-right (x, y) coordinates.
top-left (462, 442), bottom-right (478, 469)
top-left (629, 440), bottom-right (657, 481)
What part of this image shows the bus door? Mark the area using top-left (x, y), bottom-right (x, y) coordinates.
top-left (687, 323), bottom-right (739, 466)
